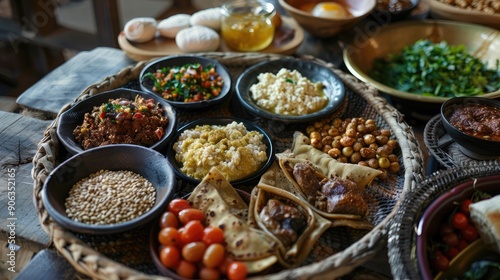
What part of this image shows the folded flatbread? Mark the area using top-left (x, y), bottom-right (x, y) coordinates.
top-left (187, 167), bottom-right (278, 273)
top-left (288, 132), bottom-right (382, 189)
top-left (249, 170), bottom-right (332, 268)
top-left (470, 194), bottom-right (500, 254)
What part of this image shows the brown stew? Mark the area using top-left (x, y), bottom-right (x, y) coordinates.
top-left (449, 103), bottom-right (500, 141)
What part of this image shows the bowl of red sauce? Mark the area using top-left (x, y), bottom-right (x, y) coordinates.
top-left (441, 97), bottom-right (500, 158)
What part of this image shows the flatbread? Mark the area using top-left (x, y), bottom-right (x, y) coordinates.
top-left (289, 131), bottom-right (382, 189)
top-left (187, 167), bottom-right (278, 273)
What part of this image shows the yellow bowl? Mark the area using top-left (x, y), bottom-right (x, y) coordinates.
top-left (278, 0), bottom-right (376, 37)
top-left (343, 20), bottom-right (500, 104)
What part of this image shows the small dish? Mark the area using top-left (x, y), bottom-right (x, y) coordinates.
top-left (441, 97), bottom-right (500, 158)
top-left (167, 117), bottom-right (275, 185)
top-left (429, 0), bottom-right (500, 30)
top-left (42, 144), bottom-right (176, 235)
top-left (57, 88), bottom-right (177, 155)
top-left (139, 55), bottom-right (231, 109)
top-left (373, 0), bottom-right (421, 22)
top-left (235, 58), bottom-right (345, 123)
top-left (416, 175), bottom-right (500, 279)
top-left (278, 0), bottom-right (376, 37)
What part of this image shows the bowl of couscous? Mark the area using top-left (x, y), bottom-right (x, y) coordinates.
top-left (235, 58), bottom-right (346, 123)
top-left (166, 117), bottom-right (275, 185)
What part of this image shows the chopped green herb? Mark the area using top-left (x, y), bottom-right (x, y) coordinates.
top-left (370, 39), bottom-right (500, 98)
top-left (285, 78), bottom-right (295, 84)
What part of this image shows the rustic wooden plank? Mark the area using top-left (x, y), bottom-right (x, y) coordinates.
top-left (15, 47), bottom-right (134, 115)
top-left (0, 111), bottom-right (53, 252)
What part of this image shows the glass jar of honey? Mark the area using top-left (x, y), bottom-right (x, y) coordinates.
top-left (221, 0), bottom-right (275, 52)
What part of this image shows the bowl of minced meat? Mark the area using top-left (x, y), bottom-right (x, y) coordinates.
top-left (236, 58), bottom-right (346, 123)
top-left (57, 88), bottom-right (177, 155)
top-left (168, 117), bottom-right (275, 185)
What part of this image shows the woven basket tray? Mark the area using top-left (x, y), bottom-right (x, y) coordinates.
top-left (32, 52), bottom-right (425, 279)
top-left (387, 164), bottom-right (500, 279)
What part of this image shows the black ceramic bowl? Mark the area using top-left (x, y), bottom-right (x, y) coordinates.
top-left (235, 58), bottom-right (345, 123)
top-left (149, 189), bottom-right (251, 279)
top-left (167, 117), bottom-right (275, 185)
top-left (373, 0), bottom-right (421, 22)
top-left (416, 175), bottom-right (500, 279)
top-left (441, 97), bottom-right (500, 158)
top-left (57, 88), bottom-right (177, 155)
top-left (42, 144), bottom-right (176, 235)
top-left (139, 55), bottom-right (231, 109)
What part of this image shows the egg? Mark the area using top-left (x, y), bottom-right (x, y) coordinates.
top-left (312, 2), bottom-right (347, 19)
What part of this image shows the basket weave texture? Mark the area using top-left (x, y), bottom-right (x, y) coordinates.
top-left (32, 52), bottom-right (425, 279)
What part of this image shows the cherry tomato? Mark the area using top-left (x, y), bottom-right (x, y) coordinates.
top-left (168, 198), bottom-right (191, 216)
top-left (460, 224), bottom-right (479, 242)
top-left (203, 243), bottom-right (226, 268)
top-left (431, 250), bottom-right (449, 272)
top-left (180, 220), bottom-right (204, 244)
top-left (178, 208), bottom-right (205, 225)
top-left (451, 212), bottom-right (468, 230)
top-left (158, 227), bottom-right (182, 247)
top-left (160, 211), bottom-right (179, 229)
top-left (459, 199), bottom-right (473, 216)
top-left (199, 267), bottom-right (221, 280)
top-left (227, 261), bottom-right (248, 280)
top-left (182, 241), bottom-right (207, 262)
top-left (441, 232), bottom-right (459, 248)
top-left (439, 223), bottom-right (454, 237)
top-left (159, 245), bottom-right (181, 269)
top-left (202, 226), bottom-right (225, 245)
top-left (176, 260), bottom-right (197, 279)
top-left (444, 247), bottom-right (460, 260)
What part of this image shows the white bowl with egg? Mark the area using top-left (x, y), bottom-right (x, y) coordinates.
top-left (278, 0), bottom-right (376, 37)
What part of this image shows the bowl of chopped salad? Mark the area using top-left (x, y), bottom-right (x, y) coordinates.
top-left (343, 20), bottom-right (500, 119)
top-left (140, 55), bottom-right (232, 109)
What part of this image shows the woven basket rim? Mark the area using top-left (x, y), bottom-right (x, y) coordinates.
top-left (32, 52), bottom-right (425, 280)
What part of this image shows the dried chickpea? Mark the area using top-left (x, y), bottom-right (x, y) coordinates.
top-left (322, 136), bottom-right (334, 146)
top-left (365, 123), bottom-right (376, 132)
top-left (363, 134), bottom-right (376, 145)
top-left (342, 147), bottom-right (354, 157)
top-left (378, 157), bottom-right (391, 169)
top-left (350, 152), bottom-right (362, 163)
top-left (337, 155), bottom-right (348, 163)
top-left (376, 135), bottom-right (388, 145)
top-left (328, 148), bottom-right (342, 158)
top-left (322, 145), bottom-right (332, 153)
top-left (358, 161), bottom-right (369, 167)
top-left (332, 139), bottom-right (342, 149)
top-left (332, 118), bottom-right (342, 128)
top-left (380, 129), bottom-right (391, 136)
top-left (357, 124), bottom-right (367, 134)
top-left (360, 147), bottom-right (376, 159)
top-left (328, 127), bottom-right (340, 136)
top-left (353, 141), bottom-right (363, 152)
top-left (369, 143), bottom-right (379, 150)
top-left (387, 154), bottom-right (399, 163)
top-left (311, 138), bottom-right (322, 149)
top-left (340, 136), bottom-right (355, 147)
top-left (345, 128), bottom-right (357, 138)
top-left (310, 131), bottom-right (321, 140)
top-left (377, 169), bottom-right (388, 180)
top-left (367, 158), bottom-right (379, 169)
top-left (387, 139), bottom-right (399, 149)
top-left (376, 146), bottom-right (390, 158)
top-left (389, 162), bottom-right (400, 174)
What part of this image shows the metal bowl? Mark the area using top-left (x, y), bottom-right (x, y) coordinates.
top-left (344, 20), bottom-right (500, 104)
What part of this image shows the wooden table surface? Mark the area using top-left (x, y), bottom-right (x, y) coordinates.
top-left (2, 3), bottom-right (437, 279)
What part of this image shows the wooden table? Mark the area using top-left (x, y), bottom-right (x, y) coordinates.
top-left (2, 6), bottom-right (435, 278)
